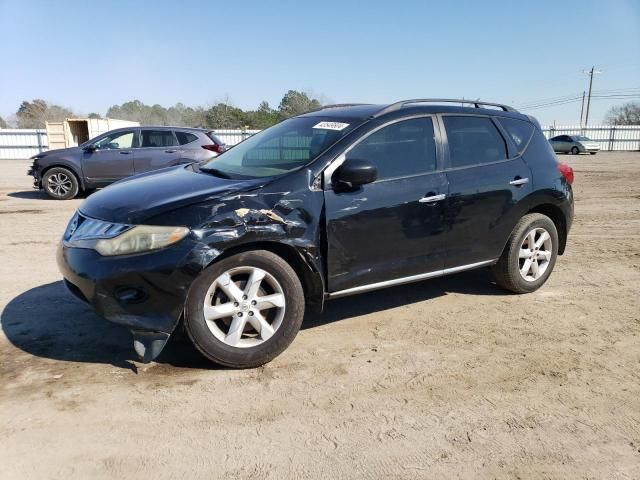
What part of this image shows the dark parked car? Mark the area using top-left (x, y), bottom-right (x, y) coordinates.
top-left (28, 126), bottom-right (227, 199)
top-left (58, 99), bottom-right (574, 368)
top-left (549, 134), bottom-right (600, 155)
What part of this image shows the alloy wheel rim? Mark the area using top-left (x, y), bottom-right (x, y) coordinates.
top-left (47, 173), bottom-right (72, 196)
top-left (202, 266), bottom-right (286, 348)
top-left (518, 227), bottom-right (552, 282)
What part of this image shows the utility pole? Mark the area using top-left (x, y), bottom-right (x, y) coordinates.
top-left (579, 91), bottom-right (586, 127)
top-left (583, 66), bottom-right (601, 127)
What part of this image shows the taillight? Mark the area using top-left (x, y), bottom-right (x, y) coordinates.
top-left (202, 143), bottom-right (226, 154)
top-left (558, 162), bottom-right (574, 184)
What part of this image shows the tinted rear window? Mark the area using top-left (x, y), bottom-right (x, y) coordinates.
top-left (141, 130), bottom-right (177, 147)
top-left (498, 117), bottom-right (534, 153)
top-left (175, 131), bottom-right (199, 145)
top-left (443, 116), bottom-right (507, 168)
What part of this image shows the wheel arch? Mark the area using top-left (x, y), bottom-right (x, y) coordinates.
top-left (41, 163), bottom-right (85, 190)
top-left (204, 241), bottom-right (326, 310)
top-left (526, 203), bottom-right (567, 254)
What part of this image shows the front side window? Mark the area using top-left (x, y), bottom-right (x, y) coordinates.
top-left (443, 116), bottom-right (507, 168)
top-left (499, 117), bottom-right (534, 153)
top-left (201, 117), bottom-right (358, 178)
top-left (346, 117), bottom-right (437, 180)
top-left (141, 130), bottom-right (177, 148)
top-left (93, 131), bottom-right (135, 150)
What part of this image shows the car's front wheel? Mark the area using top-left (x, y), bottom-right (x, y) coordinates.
top-left (185, 250), bottom-right (305, 368)
top-left (492, 213), bottom-right (559, 294)
top-left (571, 146), bottom-right (580, 155)
top-left (42, 167), bottom-right (79, 200)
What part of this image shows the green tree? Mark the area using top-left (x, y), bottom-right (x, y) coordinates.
top-left (16, 99), bottom-right (74, 128)
top-left (244, 101), bottom-right (280, 129)
top-left (88, 112), bottom-right (101, 119)
top-left (278, 90), bottom-right (321, 119)
top-left (0, 116), bottom-right (7, 129)
top-left (604, 102), bottom-right (640, 125)
top-left (205, 103), bottom-right (247, 129)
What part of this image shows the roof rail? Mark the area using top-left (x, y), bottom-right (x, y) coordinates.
top-left (373, 98), bottom-right (518, 118)
top-left (304, 103), bottom-right (373, 114)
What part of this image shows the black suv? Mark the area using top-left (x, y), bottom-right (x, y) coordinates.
top-left (57, 99), bottom-right (574, 368)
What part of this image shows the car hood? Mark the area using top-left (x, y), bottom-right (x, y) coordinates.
top-left (37, 146), bottom-right (82, 158)
top-left (79, 165), bottom-right (266, 224)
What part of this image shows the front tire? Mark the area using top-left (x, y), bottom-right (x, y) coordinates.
top-left (492, 213), bottom-right (559, 294)
top-left (42, 167), bottom-right (79, 200)
top-left (185, 250), bottom-right (305, 368)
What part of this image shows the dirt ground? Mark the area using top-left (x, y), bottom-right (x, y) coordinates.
top-left (1, 153), bottom-right (639, 479)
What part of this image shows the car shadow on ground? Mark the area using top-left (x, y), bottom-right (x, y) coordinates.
top-left (1, 270), bottom-right (506, 371)
top-left (8, 189), bottom-right (94, 200)
top-left (7, 190), bottom-right (51, 200)
top-left (303, 268), bottom-right (505, 329)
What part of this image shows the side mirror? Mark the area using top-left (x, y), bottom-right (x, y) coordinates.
top-left (334, 159), bottom-right (377, 190)
top-left (83, 144), bottom-right (97, 152)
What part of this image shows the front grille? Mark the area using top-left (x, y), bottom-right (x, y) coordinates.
top-left (64, 211), bottom-right (131, 243)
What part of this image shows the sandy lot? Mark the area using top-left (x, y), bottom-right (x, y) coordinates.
top-left (1, 153), bottom-right (639, 479)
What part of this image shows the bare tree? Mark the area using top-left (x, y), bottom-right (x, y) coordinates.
top-left (604, 102), bottom-right (640, 125)
top-left (0, 116), bottom-right (7, 129)
top-left (16, 99), bottom-right (74, 128)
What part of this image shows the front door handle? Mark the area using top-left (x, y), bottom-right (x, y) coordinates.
top-left (165, 149), bottom-right (177, 153)
top-left (509, 177), bottom-right (529, 186)
top-left (419, 193), bottom-right (446, 204)
top-left (119, 151), bottom-right (131, 155)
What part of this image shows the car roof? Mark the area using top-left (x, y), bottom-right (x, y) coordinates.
top-left (299, 101), bottom-right (532, 123)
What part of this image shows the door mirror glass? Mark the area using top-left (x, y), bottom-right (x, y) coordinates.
top-left (334, 159), bottom-right (377, 190)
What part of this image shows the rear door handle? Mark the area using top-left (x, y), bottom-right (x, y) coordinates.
top-left (119, 151), bottom-right (131, 155)
top-left (509, 177), bottom-right (529, 186)
top-left (419, 193), bottom-right (446, 203)
top-left (164, 149), bottom-right (177, 153)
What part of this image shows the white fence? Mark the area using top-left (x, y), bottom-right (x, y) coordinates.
top-left (1, 125), bottom-right (639, 159)
top-left (541, 125), bottom-right (640, 151)
top-left (0, 129), bottom-right (259, 159)
top-left (0, 129), bottom-right (48, 159)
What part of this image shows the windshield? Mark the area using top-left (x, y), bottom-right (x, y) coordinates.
top-left (201, 117), bottom-right (358, 178)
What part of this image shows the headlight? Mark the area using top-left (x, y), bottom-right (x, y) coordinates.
top-left (95, 225), bottom-right (189, 256)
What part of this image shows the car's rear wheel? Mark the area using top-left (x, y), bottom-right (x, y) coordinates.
top-left (571, 146), bottom-right (580, 155)
top-left (590, 152), bottom-right (597, 155)
top-left (42, 167), bottom-right (79, 200)
top-left (492, 213), bottom-right (559, 294)
top-left (184, 250), bottom-right (305, 368)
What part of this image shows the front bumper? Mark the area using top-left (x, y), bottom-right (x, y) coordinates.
top-left (28, 163), bottom-right (42, 188)
top-left (57, 240), bottom-right (202, 334)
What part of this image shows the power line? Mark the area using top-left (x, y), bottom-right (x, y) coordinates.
top-left (514, 86), bottom-right (640, 110)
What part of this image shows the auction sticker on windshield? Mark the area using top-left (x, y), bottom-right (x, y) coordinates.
top-left (313, 121), bottom-right (350, 131)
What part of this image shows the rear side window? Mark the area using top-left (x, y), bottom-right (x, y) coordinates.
top-left (175, 131), bottom-right (199, 145)
top-left (141, 130), bottom-right (177, 148)
top-left (346, 117), bottom-right (437, 180)
top-left (443, 116), bottom-right (507, 168)
top-left (206, 132), bottom-right (224, 145)
top-left (499, 117), bottom-right (534, 153)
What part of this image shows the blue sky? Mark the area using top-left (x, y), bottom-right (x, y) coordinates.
top-left (1, 0), bottom-right (639, 125)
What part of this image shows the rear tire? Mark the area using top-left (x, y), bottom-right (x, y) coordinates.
top-left (42, 167), bottom-right (79, 200)
top-left (590, 152), bottom-right (597, 155)
top-left (185, 250), bottom-right (305, 368)
top-left (570, 146), bottom-right (580, 155)
top-left (492, 213), bottom-right (559, 294)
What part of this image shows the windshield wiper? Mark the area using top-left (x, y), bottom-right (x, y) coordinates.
top-left (199, 166), bottom-right (233, 179)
